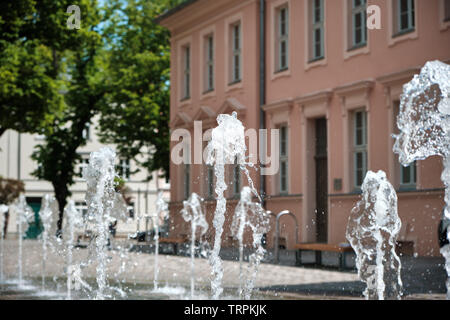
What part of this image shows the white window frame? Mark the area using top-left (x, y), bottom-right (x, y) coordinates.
top-left (233, 157), bottom-right (241, 197)
top-left (397, 0), bottom-right (415, 34)
top-left (75, 201), bottom-right (88, 220)
top-left (207, 164), bottom-right (214, 198)
top-left (184, 163), bottom-right (190, 200)
top-left (277, 6), bottom-right (289, 71)
top-left (353, 110), bottom-right (367, 189)
top-left (351, 0), bottom-right (367, 48)
top-left (311, 0), bottom-right (324, 61)
top-left (231, 22), bottom-right (241, 84)
top-left (127, 204), bottom-right (135, 219)
top-left (118, 158), bottom-right (131, 180)
top-left (279, 126), bottom-right (288, 194)
top-left (400, 161), bottom-right (417, 188)
top-left (82, 123), bottom-right (91, 141)
top-left (183, 45), bottom-right (191, 99)
top-left (78, 154), bottom-right (90, 177)
top-left (205, 34), bottom-right (214, 92)
top-left (445, 0), bottom-right (450, 21)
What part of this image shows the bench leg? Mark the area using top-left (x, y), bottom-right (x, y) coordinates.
top-left (339, 252), bottom-right (349, 271)
top-left (295, 250), bottom-right (302, 266)
top-left (174, 243), bottom-right (178, 255)
top-left (315, 251), bottom-right (322, 266)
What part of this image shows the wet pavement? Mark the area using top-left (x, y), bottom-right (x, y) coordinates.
top-left (0, 239), bottom-right (447, 300)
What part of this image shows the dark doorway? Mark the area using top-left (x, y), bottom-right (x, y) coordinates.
top-left (25, 197), bottom-right (43, 239)
top-left (315, 118), bottom-right (328, 243)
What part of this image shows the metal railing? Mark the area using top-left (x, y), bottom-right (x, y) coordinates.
top-left (273, 210), bottom-right (299, 263)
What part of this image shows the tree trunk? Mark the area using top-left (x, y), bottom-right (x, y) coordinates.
top-left (54, 184), bottom-right (69, 238)
top-left (0, 127), bottom-right (5, 139)
top-left (2, 210), bottom-right (8, 239)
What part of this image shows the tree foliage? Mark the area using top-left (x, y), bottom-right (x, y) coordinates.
top-left (98, 0), bottom-right (176, 180)
top-left (2, 0), bottom-right (179, 235)
top-left (31, 0), bottom-right (106, 235)
top-left (0, 177), bottom-right (25, 205)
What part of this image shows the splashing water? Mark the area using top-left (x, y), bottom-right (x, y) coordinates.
top-left (38, 194), bottom-right (59, 291)
top-left (83, 147), bottom-right (117, 300)
top-left (392, 60), bottom-right (450, 298)
top-left (180, 192), bottom-right (208, 298)
top-left (110, 192), bottom-right (132, 294)
top-left (153, 191), bottom-right (168, 291)
top-left (206, 112), bottom-right (247, 299)
top-left (205, 111), bottom-right (263, 299)
top-left (231, 186), bottom-right (269, 300)
top-left (346, 170), bottom-right (403, 300)
top-left (10, 195), bottom-right (34, 286)
top-left (64, 200), bottom-right (84, 299)
top-left (0, 204), bottom-right (8, 282)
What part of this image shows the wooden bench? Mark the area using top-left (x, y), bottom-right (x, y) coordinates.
top-left (294, 243), bottom-right (354, 270)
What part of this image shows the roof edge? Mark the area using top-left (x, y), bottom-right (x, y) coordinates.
top-left (154, 0), bottom-right (199, 25)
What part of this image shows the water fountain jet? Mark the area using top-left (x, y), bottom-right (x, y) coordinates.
top-left (38, 194), bottom-right (58, 291)
top-left (64, 200), bottom-right (84, 299)
top-left (0, 204), bottom-right (8, 282)
top-left (11, 195), bottom-right (34, 286)
top-left (393, 60), bottom-right (450, 298)
top-left (180, 192), bottom-right (208, 298)
top-left (153, 191), bottom-right (168, 291)
top-left (231, 186), bottom-right (269, 300)
top-left (346, 170), bottom-right (403, 300)
top-left (83, 147), bottom-right (117, 300)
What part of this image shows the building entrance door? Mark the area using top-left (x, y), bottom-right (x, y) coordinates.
top-left (315, 118), bottom-right (328, 243)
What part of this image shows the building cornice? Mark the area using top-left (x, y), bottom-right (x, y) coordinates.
top-left (376, 67), bottom-right (421, 87)
top-left (169, 111), bottom-right (192, 129)
top-left (294, 89), bottom-right (333, 106)
top-left (334, 79), bottom-right (375, 97)
top-left (262, 98), bottom-right (293, 114)
top-left (218, 97), bottom-right (247, 116)
top-left (157, 0), bottom-right (257, 34)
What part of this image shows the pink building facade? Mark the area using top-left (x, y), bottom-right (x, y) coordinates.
top-left (159, 0), bottom-right (450, 257)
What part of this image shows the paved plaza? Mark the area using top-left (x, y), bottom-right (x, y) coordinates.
top-left (0, 239), bottom-right (447, 299)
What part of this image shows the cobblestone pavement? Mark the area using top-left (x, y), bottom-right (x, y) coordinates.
top-left (0, 239), bottom-right (446, 300)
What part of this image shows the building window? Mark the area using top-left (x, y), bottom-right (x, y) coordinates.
top-left (78, 155), bottom-right (90, 177)
top-left (184, 163), bottom-right (190, 200)
top-left (117, 159), bottom-right (131, 180)
top-left (207, 164), bottom-right (214, 198)
top-left (400, 162), bottom-right (416, 187)
top-left (394, 0), bottom-right (415, 35)
top-left (309, 0), bottom-right (324, 61)
top-left (353, 110), bottom-right (367, 189)
top-left (230, 22), bottom-right (241, 84)
top-left (182, 45), bottom-right (190, 99)
top-left (127, 204), bottom-right (135, 219)
top-left (82, 123), bottom-right (91, 141)
top-left (445, 0), bottom-right (450, 21)
top-left (276, 6), bottom-right (289, 72)
top-left (75, 201), bottom-right (88, 220)
top-left (279, 126), bottom-right (288, 194)
top-left (351, 0), bottom-right (367, 48)
top-left (204, 34), bottom-right (214, 92)
top-left (233, 157), bottom-right (241, 196)
top-left (394, 101), bottom-right (416, 188)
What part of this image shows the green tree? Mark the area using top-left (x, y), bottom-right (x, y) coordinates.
top-left (0, 0), bottom-right (99, 138)
top-left (0, 1), bottom-right (63, 137)
top-left (98, 0), bottom-right (176, 181)
top-left (31, 1), bottom-right (106, 236)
